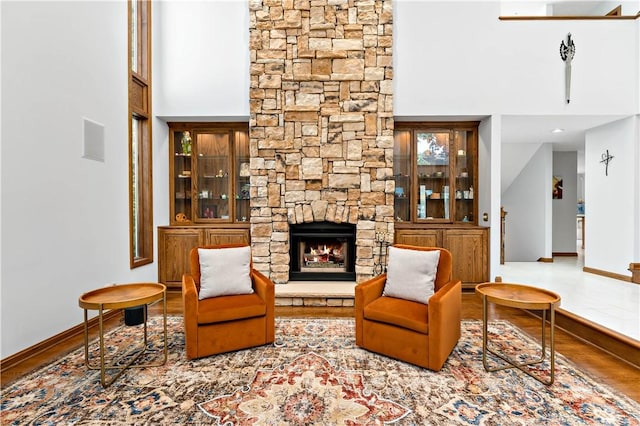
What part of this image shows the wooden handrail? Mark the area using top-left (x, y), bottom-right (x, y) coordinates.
top-left (499, 11), bottom-right (640, 20)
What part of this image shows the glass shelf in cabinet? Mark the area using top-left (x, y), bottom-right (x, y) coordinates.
top-left (197, 154), bottom-right (228, 159)
top-left (202, 174), bottom-right (229, 179)
top-left (198, 195), bottom-right (231, 200)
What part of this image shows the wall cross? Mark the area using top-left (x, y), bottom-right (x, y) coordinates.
top-left (600, 150), bottom-right (614, 176)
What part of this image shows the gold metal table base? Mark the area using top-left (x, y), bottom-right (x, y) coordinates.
top-left (80, 283), bottom-right (168, 388)
top-left (476, 282), bottom-right (561, 386)
top-left (482, 302), bottom-right (556, 385)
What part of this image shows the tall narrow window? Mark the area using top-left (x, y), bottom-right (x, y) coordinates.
top-left (128, 0), bottom-right (153, 268)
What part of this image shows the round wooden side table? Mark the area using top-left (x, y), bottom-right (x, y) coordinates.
top-left (475, 282), bottom-right (561, 385)
top-left (79, 283), bottom-right (167, 387)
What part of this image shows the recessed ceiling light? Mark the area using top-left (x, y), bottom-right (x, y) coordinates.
top-left (551, 128), bottom-right (564, 133)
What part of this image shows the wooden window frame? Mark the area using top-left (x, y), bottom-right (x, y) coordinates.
top-left (128, 0), bottom-right (153, 268)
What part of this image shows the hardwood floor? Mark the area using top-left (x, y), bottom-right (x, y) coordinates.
top-left (2, 292), bottom-right (639, 404)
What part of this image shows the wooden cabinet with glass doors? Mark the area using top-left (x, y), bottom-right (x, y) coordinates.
top-left (394, 122), bottom-right (478, 224)
top-left (393, 122), bottom-right (488, 289)
top-left (160, 122), bottom-right (250, 290)
top-left (169, 123), bottom-right (250, 225)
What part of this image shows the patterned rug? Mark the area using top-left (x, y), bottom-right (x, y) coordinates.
top-left (199, 352), bottom-right (410, 424)
top-left (2, 317), bottom-right (639, 425)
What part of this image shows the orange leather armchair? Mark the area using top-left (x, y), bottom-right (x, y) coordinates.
top-left (182, 244), bottom-right (275, 360)
top-left (355, 245), bottom-right (462, 370)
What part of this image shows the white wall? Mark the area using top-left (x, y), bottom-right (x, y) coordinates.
top-left (635, 115), bottom-right (640, 264)
top-left (154, 0), bottom-right (250, 120)
top-left (478, 116), bottom-right (501, 280)
top-left (584, 117), bottom-right (638, 275)
top-left (552, 152), bottom-right (578, 253)
top-left (502, 144), bottom-right (553, 261)
top-left (1, 1), bottom-right (157, 358)
top-left (394, 1), bottom-right (638, 116)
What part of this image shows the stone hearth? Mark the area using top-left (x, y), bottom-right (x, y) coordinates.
top-left (248, 0), bottom-right (394, 284)
top-left (274, 281), bottom-right (356, 307)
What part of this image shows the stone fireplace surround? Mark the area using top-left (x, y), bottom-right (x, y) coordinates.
top-left (249, 0), bottom-right (394, 284)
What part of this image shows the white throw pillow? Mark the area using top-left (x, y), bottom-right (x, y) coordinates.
top-left (383, 247), bottom-right (440, 304)
top-left (198, 246), bottom-right (253, 300)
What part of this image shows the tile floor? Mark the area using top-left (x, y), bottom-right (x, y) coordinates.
top-left (497, 251), bottom-right (640, 341)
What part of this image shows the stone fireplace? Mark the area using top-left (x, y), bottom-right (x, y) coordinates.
top-left (248, 0), bottom-right (394, 284)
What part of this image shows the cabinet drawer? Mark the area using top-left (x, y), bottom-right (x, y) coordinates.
top-left (204, 228), bottom-right (250, 245)
top-left (395, 229), bottom-right (442, 247)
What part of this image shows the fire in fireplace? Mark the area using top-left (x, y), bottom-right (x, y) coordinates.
top-left (289, 222), bottom-right (356, 281)
top-left (301, 240), bottom-right (347, 273)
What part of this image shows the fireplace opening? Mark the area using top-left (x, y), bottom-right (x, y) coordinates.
top-left (289, 222), bottom-right (356, 281)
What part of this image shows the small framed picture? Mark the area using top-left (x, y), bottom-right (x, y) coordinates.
top-left (553, 176), bottom-right (563, 199)
top-left (239, 162), bottom-right (250, 177)
top-left (395, 187), bottom-right (404, 197)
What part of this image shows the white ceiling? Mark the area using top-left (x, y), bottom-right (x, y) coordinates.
top-left (501, 114), bottom-right (630, 151)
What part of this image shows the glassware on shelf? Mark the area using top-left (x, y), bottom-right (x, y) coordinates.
top-left (180, 131), bottom-right (192, 155)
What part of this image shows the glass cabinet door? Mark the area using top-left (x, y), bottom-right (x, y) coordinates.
top-left (194, 131), bottom-right (231, 221)
top-left (234, 129), bottom-right (250, 223)
top-left (416, 130), bottom-right (451, 221)
top-left (393, 130), bottom-right (411, 222)
top-left (172, 130), bottom-right (193, 223)
top-left (453, 130), bottom-right (475, 222)
top-left (169, 123), bottom-right (250, 225)
top-left (393, 123), bottom-right (478, 225)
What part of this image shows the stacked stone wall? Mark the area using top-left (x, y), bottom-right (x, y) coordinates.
top-left (249, 0), bottom-right (394, 283)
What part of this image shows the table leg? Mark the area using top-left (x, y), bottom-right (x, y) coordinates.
top-left (99, 305), bottom-right (106, 386)
top-left (83, 296), bottom-right (168, 387)
top-left (540, 309), bottom-right (547, 362)
top-left (162, 290), bottom-right (168, 363)
top-left (550, 305), bottom-right (556, 385)
top-left (481, 295), bottom-right (490, 371)
top-left (143, 305), bottom-right (148, 347)
top-left (83, 309), bottom-right (90, 368)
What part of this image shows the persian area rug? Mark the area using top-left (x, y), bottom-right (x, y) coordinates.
top-left (2, 317), bottom-right (639, 425)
